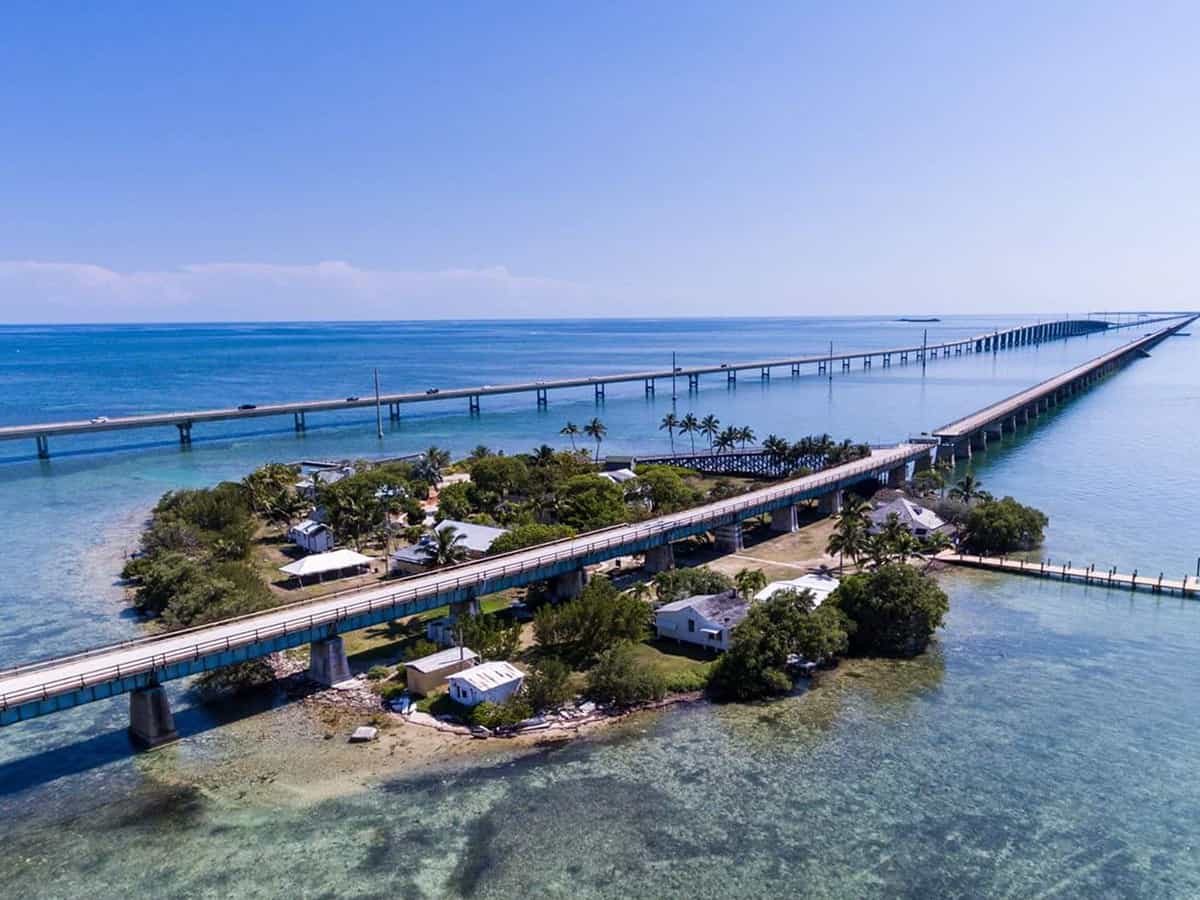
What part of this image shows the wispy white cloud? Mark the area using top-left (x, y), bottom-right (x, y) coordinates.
top-left (0, 259), bottom-right (591, 322)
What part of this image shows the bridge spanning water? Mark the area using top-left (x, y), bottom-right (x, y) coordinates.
top-left (2, 314), bottom-right (1185, 459)
top-left (0, 316), bottom-right (1193, 747)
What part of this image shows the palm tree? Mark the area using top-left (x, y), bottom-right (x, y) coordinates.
top-left (736, 426), bottom-right (756, 449)
top-left (659, 412), bottom-right (680, 455)
top-left (422, 525), bottom-right (469, 567)
top-left (734, 567), bottom-right (768, 599)
top-left (532, 444), bottom-right (556, 467)
top-left (878, 513), bottom-right (915, 563)
top-left (469, 445), bottom-right (493, 461)
top-left (950, 474), bottom-right (985, 504)
top-left (700, 415), bottom-right (721, 454)
top-left (560, 422), bottom-right (580, 451)
top-left (584, 417), bottom-right (607, 462)
top-left (762, 434), bottom-right (789, 466)
top-left (678, 413), bottom-right (699, 454)
top-left (714, 427), bottom-right (738, 453)
top-left (839, 493), bottom-right (872, 527)
top-left (826, 505), bottom-right (869, 572)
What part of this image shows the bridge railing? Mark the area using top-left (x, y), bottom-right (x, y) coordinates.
top-left (0, 444), bottom-right (926, 712)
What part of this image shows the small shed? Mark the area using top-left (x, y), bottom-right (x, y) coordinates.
top-left (287, 518), bottom-right (335, 553)
top-left (404, 646), bottom-right (479, 696)
top-left (446, 661), bottom-right (525, 707)
top-left (754, 573), bottom-right (840, 608)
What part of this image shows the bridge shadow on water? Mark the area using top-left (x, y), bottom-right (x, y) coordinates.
top-left (0, 681), bottom-right (322, 800)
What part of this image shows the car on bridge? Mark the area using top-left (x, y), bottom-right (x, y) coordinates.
top-left (426, 388), bottom-right (439, 395)
top-left (345, 396), bottom-right (359, 402)
top-left (238, 403), bottom-right (257, 410)
top-left (90, 416), bottom-right (109, 424)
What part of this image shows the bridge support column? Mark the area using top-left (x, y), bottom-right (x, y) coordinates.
top-left (468, 395), bottom-right (480, 414)
top-left (309, 636), bottom-right (351, 686)
top-left (689, 373), bottom-right (699, 390)
top-left (985, 424), bottom-right (1004, 442)
top-left (550, 567), bottom-right (588, 600)
top-left (389, 402), bottom-right (400, 421)
top-left (817, 361), bottom-right (826, 374)
top-left (790, 364), bottom-right (800, 376)
top-left (643, 544), bottom-right (675, 574)
top-left (595, 383), bottom-right (605, 401)
top-left (863, 356), bottom-right (871, 368)
top-left (954, 440), bottom-right (972, 461)
top-left (537, 387), bottom-right (548, 408)
top-left (887, 464), bottom-right (907, 487)
top-left (645, 378), bottom-right (655, 396)
top-left (900, 351), bottom-right (908, 364)
top-left (176, 421), bottom-right (193, 446)
top-left (915, 449), bottom-right (935, 471)
top-left (882, 353), bottom-right (890, 367)
top-left (841, 358), bottom-right (851, 371)
top-left (760, 366), bottom-right (770, 380)
top-left (770, 505), bottom-right (799, 533)
top-left (935, 444), bottom-right (956, 465)
top-left (713, 523), bottom-right (744, 552)
top-left (727, 369), bottom-right (736, 384)
top-left (129, 683), bottom-right (178, 749)
top-left (36, 434), bottom-right (49, 459)
top-left (294, 411), bottom-right (306, 432)
top-left (817, 490), bottom-right (843, 516)
top-left (970, 430), bottom-right (988, 453)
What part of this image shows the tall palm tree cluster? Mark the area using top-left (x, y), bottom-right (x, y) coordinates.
top-left (656, 412), bottom-right (757, 455)
top-left (825, 494), bottom-right (953, 573)
top-left (761, 433), bottom-right (872, 475)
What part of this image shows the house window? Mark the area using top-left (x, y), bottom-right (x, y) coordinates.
top-left (687, 619), bottom-right (695, 633)
top-left (708, 631), bottom-right (720, 642)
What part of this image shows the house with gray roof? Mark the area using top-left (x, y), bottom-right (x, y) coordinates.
top-left (654, 590), bottom-right (748, 652)
top-left (390, 519), bottom-right (509, 574)
top-left (868, 497), bottom-right (951, 539)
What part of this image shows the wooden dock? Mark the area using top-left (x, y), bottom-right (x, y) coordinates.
top-left (938, 553), bottom-right (1199, 597)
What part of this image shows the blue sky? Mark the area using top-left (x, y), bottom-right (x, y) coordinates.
top-left (1, 2), bottom-right (1196, 321)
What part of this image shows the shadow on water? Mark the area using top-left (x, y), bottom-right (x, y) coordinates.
top-left (0, 682), bottom-right (306, 800)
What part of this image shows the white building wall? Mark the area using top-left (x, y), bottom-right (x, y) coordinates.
top-left (654, 608), bottom-right (730, 651)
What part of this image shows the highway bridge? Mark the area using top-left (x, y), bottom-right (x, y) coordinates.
top-left (2, 314), bottom-right (1186, 460)
top-left (931, 317), bottom-right (1196, 460)
top-left (0, 441), bottom-right (932, 744)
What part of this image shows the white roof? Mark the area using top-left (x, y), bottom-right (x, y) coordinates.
top-left (447, 660), bottom-right (524, 691)
top-left (435, 520), bottom-right (508, 553)
top-left (289, 519), bottom-right (328, 536)
top-left (279, 549), bottom-right (372, 577)
top-left (599, 468), bottom-right (637, 484)
top-left (755, 573), bottom-right (840, 607)
top-left (870, 497), bottom-right (947, 532)
top-left (405, 647), bottom-right (479, 673)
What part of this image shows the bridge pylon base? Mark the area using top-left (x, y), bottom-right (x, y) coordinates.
top-left (129, 684), bottom-right (178, 750)
top-left (643, 544), bottom-right (675, 574)
top-left (310, 636), bottom-right (352, 686)
top-left (770, 505), bottom-right (799, 533)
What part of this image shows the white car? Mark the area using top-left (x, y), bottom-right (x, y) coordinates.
top-left (90, 416), bottom-right (109, 424)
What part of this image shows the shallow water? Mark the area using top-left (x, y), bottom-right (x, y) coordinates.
top-left (1, 316), bottom-right (1197, 897)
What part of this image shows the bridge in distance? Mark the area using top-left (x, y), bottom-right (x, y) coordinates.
top-left (2, 313), bottom-right (1189, 459)
top-left (0, 317), bottom-right (1191, 747)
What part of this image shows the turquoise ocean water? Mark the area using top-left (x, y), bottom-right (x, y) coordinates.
top-left (0, 316), bottom-right (1197, 897)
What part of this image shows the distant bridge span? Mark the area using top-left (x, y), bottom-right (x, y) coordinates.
top-left (2, 314), bottom-right (1186, 460)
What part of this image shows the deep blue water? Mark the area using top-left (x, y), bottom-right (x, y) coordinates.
top-left (0, 316), bottom-right (1197, 898)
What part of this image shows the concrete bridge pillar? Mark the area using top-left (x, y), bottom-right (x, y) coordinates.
top-left (953, 440), bottom-right (972, 461)
top-left (761, 366), bottom-right (770, 380)
top-left (594, 383), bottom-right (605, 401)
top-left (817, 490), bottom-right (843, 516)
top-left (550, 567), bottom-right (588, 600)
top-left (36, 434), bottom-right (50, 459)
top-left (770, 505), bottom-right (799, 533)
top-left (713, 523), bottom-right (744, 552)
top-left (129, 683), bottom-right (178, 749)
top-left (644, 378), bottom-right (655, 396)
top-left (176, 421), bottom-right (193, 446)
top-left (887, 464), bottom-right (907, 487)
top-left (294, 411), bottom-right (306, 432)
top-left (688, 373), bottom-right (700, 390)
top-left (985, 423), bottom-right (1005, 441)
top-left (643, 544), bottom-right (675, 573)
top-left (309, 636), bottom-right (351, 686)
top-left (970, 431), bottom-right (988, 453)
top-left (388, 402), bottom-right (401, 421)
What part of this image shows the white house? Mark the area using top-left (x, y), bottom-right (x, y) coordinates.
top-left (654, 590), bottom-right (748, 652)
top-left (405, 646), bottom-right (479, 696)
top-left (446, 661), bottom-right (525, 707)
top-left (287, 518), bottom-right (334, 554)
top-left (754, 572), bottom-right (840, 608)
top-left (869, 497), bottom-right (950, 539)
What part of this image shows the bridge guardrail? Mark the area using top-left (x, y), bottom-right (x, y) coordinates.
top-left (0, 444), bottom-right (929, 712)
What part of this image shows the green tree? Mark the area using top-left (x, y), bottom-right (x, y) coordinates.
top-left (531, 444), bottom-right (556, 467)
top-left (583, 417), bottom-right (607, 462)
top-left (736, 425), bottom-right (756, 448)
top-left (714, 427), bottom-right (738, 453)
top-left (242, 463), bottom-right (304, 525)
top-left (678, 412), bottom-right (699, 453)
top-left (436, 481), bottom-right (475, 521)
top-left (470, 455), bottom-right (530, 498)
top-left (523, 657), bottom-right (575, 711)
top-left (949, 473), bottom-right (986, 504)
top-left (631, 467), bottom-right (699, 515)
top-left (533, 576), bottom-right (648, 663)
top-left (488, 523), bottom-right (577, 554)
top-left (659, 411), bottom-right (680, 454)
top-left (585, 642), bottom-right (667, 706)
top-left (960, 496), bottom-right (1048, 554)
top-left (560, 421), bottom-right (580, 451)
top-left (555, 475), bottom-right (627, 531)
top-left (832, 563), bottom-right (949, 657)
top-left (700, 414), bottom-right (721, 453)
top-left (826, 497), bottom-right (871, 572)
top-left (457, 611), bottom-right (521, 660)
top-left (734, 567), bottom-right (768, 599)
top-left (423, 525), bottom-right (469, 567)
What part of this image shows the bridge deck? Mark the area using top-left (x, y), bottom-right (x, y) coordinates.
top-left (0, 442), bottom-right (929, 717)
top-left (932, 319), bottom-right (1194, 439)
top-left (0, 315), bottom-right (1183, 444)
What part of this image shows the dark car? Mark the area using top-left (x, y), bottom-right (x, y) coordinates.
top-left (426, 388), bottom-right (439, 395)
top-left (238, 403), bottom-right (257, 410)
top-left (345, 395), bottom-right (359, 402)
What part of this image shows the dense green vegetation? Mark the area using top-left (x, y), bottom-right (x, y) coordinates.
top-left (832, 563), bottom-right (950, 657)
top-left (708, 588), bottom-right (851, 700)
top-left (585, 642), bottom-right (668, 705)
top-left (487, 523), bottom-right (576, 554)
top-left (959, 496), bottom-right (1049, 554)
top-left (652, 567), bottom-right (735, 604)
top-left (533, 577), bottom-right (649, 665)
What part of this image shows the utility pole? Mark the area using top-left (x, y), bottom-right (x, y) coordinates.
top-left (671, 350), bottom-right (677, 405)
top-left (374, 368), bottom-right (383, 439)
top-left (922, 329), bottom-right (928, 374)
top-left (828, 341), bottom-right (833, 383)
